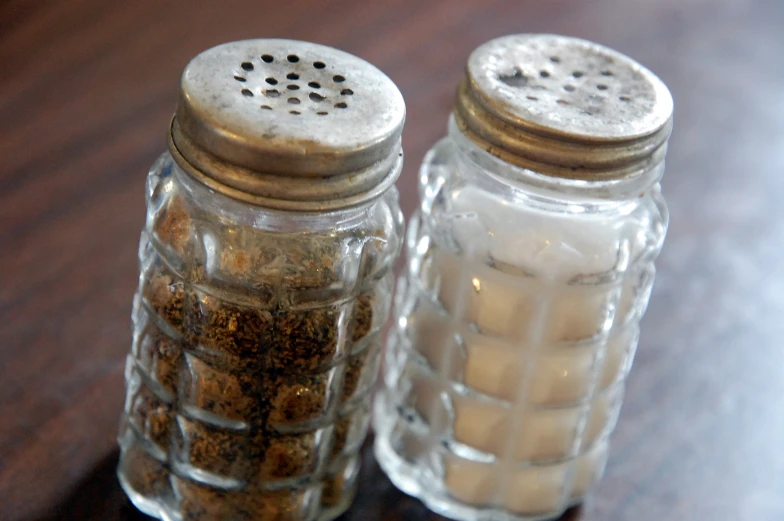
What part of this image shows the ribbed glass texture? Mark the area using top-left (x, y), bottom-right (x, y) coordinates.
top-left (118, 153), bottom-right (403, 521)
top-left (374, 134), bottom-right (668, 521)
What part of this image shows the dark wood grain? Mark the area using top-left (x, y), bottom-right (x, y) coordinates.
top-left (2, 1), bottom-right (783, 520)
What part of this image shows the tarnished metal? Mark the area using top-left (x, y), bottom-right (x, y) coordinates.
top-left (454, 34), bottom-right (673, 180)
top-left (168, 39), bottom-right (406, 210)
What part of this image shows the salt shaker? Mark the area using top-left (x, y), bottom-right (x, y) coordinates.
top-left (374, 34), bottom-right (672, 520)
top-left (118, 40), bottom-right (405, 521)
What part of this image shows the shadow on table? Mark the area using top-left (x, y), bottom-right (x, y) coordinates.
top-left (32, 441), bottom-right (584, 521)
top-left (32, 448), bottom-right (153, 521)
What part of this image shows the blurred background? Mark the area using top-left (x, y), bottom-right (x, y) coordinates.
top-left (1, 0), bottom-right (783, 520)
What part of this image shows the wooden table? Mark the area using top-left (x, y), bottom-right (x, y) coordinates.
top-left (2, 1), bottom-right (783, 520)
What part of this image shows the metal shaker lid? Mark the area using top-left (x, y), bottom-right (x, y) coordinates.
top-left (454, 34), bottom-right (673, 180)
top-left (168, 39), bottom-right (406, 210)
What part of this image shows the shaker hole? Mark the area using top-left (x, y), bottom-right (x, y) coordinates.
top-left (241, 88), bottom-right (253, 97)
top-left (563, 84), bottom-right (575, 92)
top-left (333, 74), bottom-right (346, 83)
top-left (335, 102), bottom-right (348, 108)
top-left (341, 88), bottom-right (354, 95)
top-left (313, 61), bottom-right (326, 69)
top-left (241, 62), bottom-right (254, 71)
top-left (234, 76), bottom-right (246, 82)
top-left (539, 70), bottom-right (550, 78)
top-left (317, 111), bottom-right (328, 115)
top-left (287, 84), bottom-right (300, 90)
top-left (550, 56), bottom-right (561, 63)
top-left (287, 54), bottom-right (300, 63)
top-left (572, 71), bottom-right (584, 78)
top-left (260, 105), bottom-right (273, 110)
top-left (309, 92), bottom-right (325, 102)
top-left (601, 70), bottom-right (614, 76)
top-left (287, 72), bottom-right (299, 80)
top-left (556, 99), bottom-right (569, 106)
top-left (288, 97), bottom-right (301, 104)
top-left (526, 95), bottom-right (538, 101)
top-left (264, 89), bottom-right (280, 98)
top-left (261, 54), bottom-right (274, 63)
top-left (290, 110), bottom-right (301, 115)
top-left (499, 68), bottom-right (527, 87)
top-left (597, 84), bottom-right (608, 90)
top-left (308, 81), bottom-right (321, 89)
top-left (619, 96), bottom-right (632, 102)
top-left (265, 77), bottom-right (278, 85)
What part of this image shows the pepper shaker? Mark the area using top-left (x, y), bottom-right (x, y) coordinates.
top-left (375, 34), bottom-right (672, 520)
top-left (118, 39), bottom-right (405, 521)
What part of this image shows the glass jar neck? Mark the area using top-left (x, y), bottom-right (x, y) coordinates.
top-left (172, 156), bottom-right (374, 232)
top-left (447, 115), bottom-right (665, 216)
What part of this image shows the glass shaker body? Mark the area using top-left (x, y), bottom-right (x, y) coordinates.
top-left (119, 154), bottom-right (403, 521)
top-left (374, 34), bottom-right (673, 521)
top-left (117, 39), bottom-right (406, 521)
top-left (375, 124), bottom-right (667, 520)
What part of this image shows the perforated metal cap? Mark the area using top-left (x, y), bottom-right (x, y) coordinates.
top-left (454, 34), bottom-right (673, 180)
top-left (167, 39), bottom-right (406, 210)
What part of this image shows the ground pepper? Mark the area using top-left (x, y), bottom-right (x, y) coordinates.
top-left (134, 326), bottom-right (182, 398)
top-left (329, 402), bottom-right (371, 461)
top-left (126, 369), bottom-right (174, 452)
top-left (118, 427), bottom-right (171, 503)
top-left (173, 475), bottom-right (319, 521)
top-left (321, 456), bottom-right (359, 508)
top-left (143, 258), bottom-right (187, 334)
top-left (267, 372), bottom-right (331, 425)
top-left (122, 222), bottom-right (385, 521)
